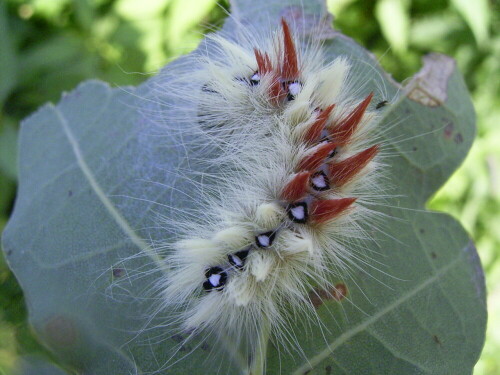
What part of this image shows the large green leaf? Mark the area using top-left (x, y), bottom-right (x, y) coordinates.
top-left (2, 0), bottom-right (486, 374)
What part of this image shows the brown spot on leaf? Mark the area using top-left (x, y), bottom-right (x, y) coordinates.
top-left (431, 252), bottom-right (437, 259)
top-left (433, 335), bottom-right (442, 345)
top-left (332, 283), bottom-right (348, 300)
top-left (310, 283), bottom-right (348, 308)
top-left (309, 290), bottom-right (323, 308)
top-left (444, 122), bottom-right (454, 139)
top-left (169, 336), bottom-right (191, 351)
top-left (112, 268), bottom-right (125, 278)
top-left (454, 133), bottom-right (463, 144)
top-left (406, 53), bottom-right (455, 106)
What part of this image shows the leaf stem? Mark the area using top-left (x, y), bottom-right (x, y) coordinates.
top-left (249, 318), bottom-right (271, 375)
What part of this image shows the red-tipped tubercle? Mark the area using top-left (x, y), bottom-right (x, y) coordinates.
top-left (280, 18), bottom-right (299, 80)
top-left (298, 143), bottom-right (337, 172)
top-left (281, 171), bottom-right (311, 201)
top-left (253, 19), bottom-right (301, 103)
top-left (329, 145), bottom-right (379, 187)
top-left (304, 104), bottom-right (335, 143)
top-left (254, 49), bottom-right (273, 75)
top-left (310, 198), bottom-right (357, 224)
top-left (330, 93), bottom-right (373, 145)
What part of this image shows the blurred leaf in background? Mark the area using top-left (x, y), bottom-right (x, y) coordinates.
top-left (0, 0), bottom-right (498, 373)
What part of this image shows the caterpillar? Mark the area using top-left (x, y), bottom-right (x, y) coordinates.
top-left (143, 13), bottom-right (392, 374)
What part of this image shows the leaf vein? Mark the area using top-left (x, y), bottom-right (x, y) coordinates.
top-left (291, 254), bottom-right (462, 375)
top-left (51, 103), bottom-right (168, 274)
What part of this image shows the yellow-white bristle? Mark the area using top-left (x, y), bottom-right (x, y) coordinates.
top-left (254, 202), bottom-right (284, 229)
top-left (213, 226), bottom-right (252, 249)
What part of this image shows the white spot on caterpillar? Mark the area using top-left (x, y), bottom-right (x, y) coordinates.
top-left (228, 249), bottom-right (249, 269)
top-left (311, 171), bottom-right (329, 191)
top-left (287, 202), bottom-right (308, 223)
top-left (256, 231), bottom-right (276, 248)
top-left (291, 205), bottom-right (305, 220)
top-left (250, 72), bottom-right (261, 85)
top-left (229, 253), bottom-right (243, 267)
top-left (288, 81), bottom-right (302, 96)
top-left (209, 273), bottom-right (221, 286)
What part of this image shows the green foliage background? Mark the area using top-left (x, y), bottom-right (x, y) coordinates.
top-left (0, 0), bottom-right (497, 373)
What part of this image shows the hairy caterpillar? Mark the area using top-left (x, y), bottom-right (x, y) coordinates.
top-left (136, 14), bottom-right (397, 373)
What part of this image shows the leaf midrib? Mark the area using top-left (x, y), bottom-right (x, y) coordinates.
top-left (51, 102), bottom-right (168, 274)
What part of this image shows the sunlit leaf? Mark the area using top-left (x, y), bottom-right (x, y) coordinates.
top-left (451, 0), bottom-right (490, 47)
top-left (375, 0), bottom-right (410, 53)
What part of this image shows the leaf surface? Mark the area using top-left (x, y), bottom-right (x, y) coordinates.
top-left (2, 0), bottom-right (486, 374)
